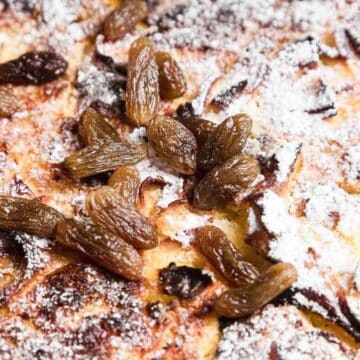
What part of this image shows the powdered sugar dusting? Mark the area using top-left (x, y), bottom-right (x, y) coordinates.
top-left (258, 189), bottom-right (359, 330)
top-left (216, 305), bottom-right (358, 360)
top-left (0, 0), bottom-right (359, 357)
top-left (77, 64), bottom-right (124, 109)
top-left (129, 128), bottom-right (185, 208)
top-left (343, 145), bottom-right (360, 185)
top-left (136, 158), bottom-right (184, 208)
top-left (14, 233), bottom-right (53, 278)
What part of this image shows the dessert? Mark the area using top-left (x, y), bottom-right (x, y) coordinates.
top-left (0, 0), bottom-right (358, 358)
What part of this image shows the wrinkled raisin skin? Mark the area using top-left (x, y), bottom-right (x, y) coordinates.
top-left (156, 51), bottom-right (186, 100)
top-left (0, 196), bottom-right (64, 238)
top-left (177, 115), bottom-right (216, 148)
top-left (78, 108), bottom-right (120, 146)
top-left (126, 37), bottom-right (159, 127)
top-left (194, 226), bottom-right (259, 287)
top-left (193, 154), bottom-right (260, 210)
top-left (104, 0), bottom-right (148, 41)
top-left (64, 141), bottom-right (147, 178)
top-left (214, 263), bottom-right (297, 318)
top-left (56, 218), bottom-right (143, 280)
top-left (198, 114), bottom-right (252, 171)
top-left (159, 262), bottom-right (212, 299)
top-left (86, 186), bottom-right (157, 249)
top-left (148, 115), bottom-right (197, 174)
top-left (0, 52), bottom-right (68, 85)
top-left (107, 166), bottom-right (140, 205)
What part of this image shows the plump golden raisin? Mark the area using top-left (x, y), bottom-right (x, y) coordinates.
top-left (177, 115), bottom-right (216, 147)
top-left (194, 226), bottom-right (259, 286)
top-left (148, 115), bottom-right (197, 174)
top-left (78, 108), bottom-right (120, 146)
top-left (64, 141), bottom-right (147, 178)
top-left (126, 37), bottom-right (159, 127)
top-left (214, 263), bottom-right (297, 318)
top-left (0, 196), bottom-right (64, 238)
top-left (198, 113), bottom-right (252, 170)
top-left (86, 186), bottom-right (157, 249)
top-left (0, 87), bottom-right (20, 117)
top-left (156, 51), bottom-right (186, 100)
top-left (0, 51), bottom-right (68, 85)
top-left (193, 154), bottom-right (260, 210)
top-left (108, 166), bottom-right (140, 205)
top-left (104, 0), bottom-right (148, 41)
top-left (56, 218), bottom-right (143, 280)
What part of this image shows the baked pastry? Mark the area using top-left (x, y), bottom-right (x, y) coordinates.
top-left (0, 0), bottom-right (359, 359)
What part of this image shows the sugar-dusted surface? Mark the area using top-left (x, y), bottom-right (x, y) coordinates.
top-left (0, 0), bottom-right (359, 358)
top-left (216, 305), bottom-right (358, 360)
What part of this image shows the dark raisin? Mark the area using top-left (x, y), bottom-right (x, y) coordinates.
top-left (126, 37), bottom-right (159, 127)
top-left (194, 226), bottom-right (259, 286)
top-left (156, 51), bottom-right (186, 100)
top-left (56, 218), bottom-right (143, 280)
top-left (148, 115), bottom-right (197, 174)
top-left (214, 263), bottom-right (297, 318)
top-left (193, 154), bottom-right (260, 210)
top-left (104, 0), bottom-right (148, 41)
top-left (198, 113), bottom-right (252, 171)
top-left (0, 52), bottom-right (68, 85)
top-left (159, 262), bottom-right (212, 299)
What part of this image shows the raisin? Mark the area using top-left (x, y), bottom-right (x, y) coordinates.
top-left (194, 226), bottom-right (259, 286)
top-left (104, 0), bottom-right (148, 41)
top-left (126, 37), bottom-right (159, 127)
top-left (177, 115), bottom-right (216, 147)
top-left (78, 108), bottom-right (120, 146)
top-left (159, 262), bottom-right (212, 299)
top-left (56, 218), bottom-right (143, 280)
top-left (0, 52), bottom-right (68, 85)
top-left (198, 114), bottom-right (252, 171)
top-left (214, 263), bottom-right (297, 318)
top-left (0, 87), bottom-right (20, 117)
top-left (86, 186), bottom-right (157, 249)
top-left (148, 115), bottom-right (197, 174)
top-left (193, 154), bottom-right (260, 210)
top-left (64, 141), bottom-right (147, 178)
top-left (107, 166), bottom-right (140, 205)
top-left (156, 51), bottom-right (186, 100)
top-left (0, 196), bottom-right (64, 238)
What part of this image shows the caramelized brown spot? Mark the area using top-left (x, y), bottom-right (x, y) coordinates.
top-left (159, 262), bottom-right (212, 300)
